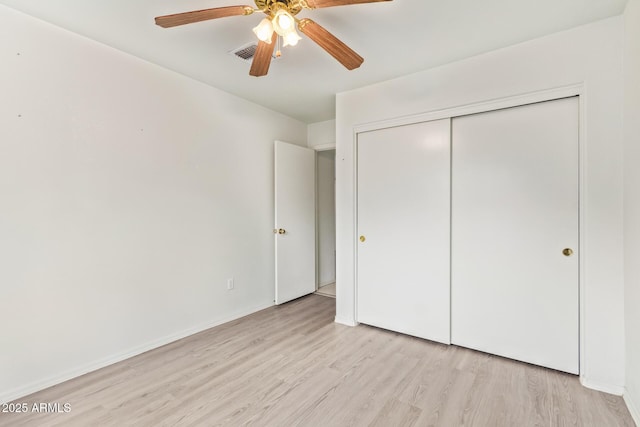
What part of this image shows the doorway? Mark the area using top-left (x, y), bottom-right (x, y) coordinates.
top-left (315, 149), bottom-right (336, 298)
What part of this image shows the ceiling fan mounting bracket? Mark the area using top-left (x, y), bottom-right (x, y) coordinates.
top-left (254, 0), bottom-right (305, 16)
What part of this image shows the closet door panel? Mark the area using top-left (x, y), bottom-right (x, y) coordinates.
top-left (357, 119), bottom-right (450, 344)
top-left (451, 97), bottom-right (579, 374)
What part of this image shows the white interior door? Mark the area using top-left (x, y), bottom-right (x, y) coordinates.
top-left (451, 97), bottom-right (579, 374)
top-left (275, 141), bottom-right (316, 304)
top-left (357, 119), bottom-right (451, 344)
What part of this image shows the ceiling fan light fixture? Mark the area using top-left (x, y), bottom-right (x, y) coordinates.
top-left (283, 27), bottom-right (302, 47)
top-left (252, 17), bottom-right (274, 43)
top-left (154, 0), bottom-right (387, 77)
top-left (273, 9), bottom-right (295, 36)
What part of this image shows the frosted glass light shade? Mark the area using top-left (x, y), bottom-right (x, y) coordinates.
top-left (273, 9), bottom-right (294, 36)
top-left (253, 18), bottom-right (274, 43)
top-left (283, 28), bottom-right (302, 47)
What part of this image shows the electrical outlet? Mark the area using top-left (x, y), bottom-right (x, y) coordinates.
top-left (227, 278), bottom-right (234, 291)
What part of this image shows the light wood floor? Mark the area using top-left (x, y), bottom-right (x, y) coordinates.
top-left (316, 282), bottom-right (336, 298)
top-left (1, 295), bottom-right (634, 427)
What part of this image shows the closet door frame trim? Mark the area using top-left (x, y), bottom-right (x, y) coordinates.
top-left (351, 83), bottom-right (586, 378)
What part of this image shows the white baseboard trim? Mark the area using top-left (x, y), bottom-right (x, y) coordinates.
top-left (624, 389), bottom-right (640, 426)
top-left (318, 280), bottom-right (336, 288)
top-left (0, 301), bottom-right (274, 404)
top-left (334, 316), bottom-right (357, 327)
top-left (580, 376), bottom-right (625, 396)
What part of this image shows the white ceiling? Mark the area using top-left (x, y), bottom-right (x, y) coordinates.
top-left (0, 0), bottom-right (628, 123)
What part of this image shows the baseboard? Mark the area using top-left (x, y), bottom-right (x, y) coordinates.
top-left (0, 301), bottom-right (274, 404)
top-left (580, 376), bottom-right (625, 396)
top-left (318, 280), bottom-right (335, 288)
top-left (624, 389), bottom-right (640, 426)
top-left (334, 316), bottom-right (357, 327)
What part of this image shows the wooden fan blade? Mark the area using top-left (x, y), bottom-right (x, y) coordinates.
top-left (298, 19), bottom-right (364, 70)
top-left (155, 5), bottom-right (253, 28)
top-left (250, 32), bottom-right (278, 77)
top-left (305, 0), bottom-right (391, 9)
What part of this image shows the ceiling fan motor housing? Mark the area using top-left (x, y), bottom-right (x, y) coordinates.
top-left (255, 0), bottom-right (304, 16)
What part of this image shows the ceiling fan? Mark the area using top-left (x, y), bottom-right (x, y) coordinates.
top-left (155, 0), bottom-right (392, 77)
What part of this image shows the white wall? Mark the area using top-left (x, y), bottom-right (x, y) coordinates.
top-left (0, 5), bottom-right (306, 403)
top-left (336, 17), bottom-right (625, 392)
top-left (317, 150), bottom-right (336, 286)
top-left (624, 0), bottom-right (640, 422)
top-left (307, 119), bottom-right (336, 149)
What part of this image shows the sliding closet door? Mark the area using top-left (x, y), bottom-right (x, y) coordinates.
top-left (451, 97), bottom-right (579, 374)
top-left (357, 119), bottom-right (450, 344)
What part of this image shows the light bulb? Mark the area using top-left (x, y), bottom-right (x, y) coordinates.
top-left (252, 18), bottom-right (274, 43)
top-left (283, 28), bottom-right (302, 47)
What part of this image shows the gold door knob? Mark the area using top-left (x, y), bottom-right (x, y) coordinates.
top-left (359, 236), bottom-right (366, 242)
top-left (278, 229), bottom-right (286, 235)
top-left (563, 248), bottom-right (574, 257)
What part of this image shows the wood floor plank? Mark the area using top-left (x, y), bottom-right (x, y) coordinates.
top-left (369, 398), bottom-right (422, 427)
top-left (0, 294), bottom-right (634, 427)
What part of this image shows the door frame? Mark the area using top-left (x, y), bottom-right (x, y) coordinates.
top-left (352, 83), bottom-right (586, 375)
top-left (313, 143), bottom-right (337, 292)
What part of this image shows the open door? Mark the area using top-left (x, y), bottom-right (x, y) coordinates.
top-left (275, 141), bottom-right (316, 304)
